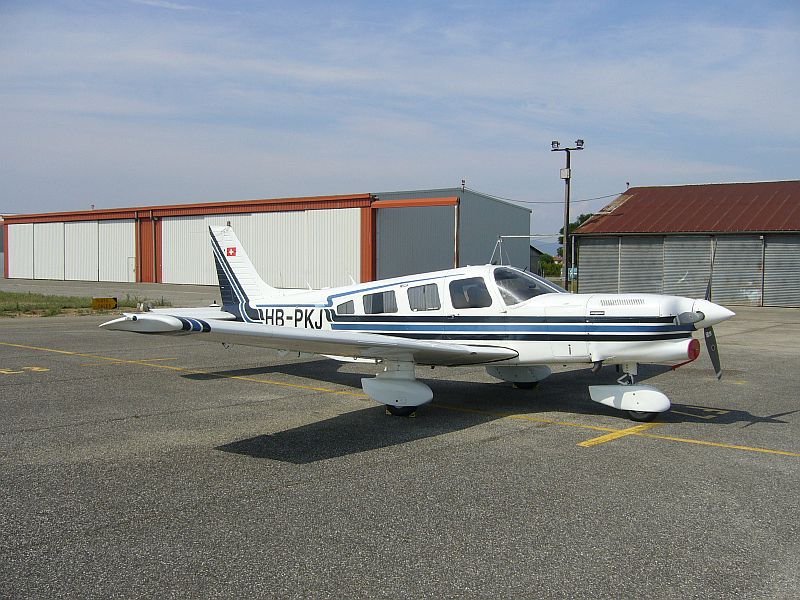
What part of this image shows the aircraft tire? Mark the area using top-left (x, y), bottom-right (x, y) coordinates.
top-left (385, 405), bottom-right (417, 417)
top-left (513, 382), bottom-right (539, 390)
top-left (627, 410), bottom-right (659, 422)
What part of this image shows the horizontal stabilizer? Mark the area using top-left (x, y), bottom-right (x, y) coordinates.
top-left (100, 313), bottom-right (185, 333)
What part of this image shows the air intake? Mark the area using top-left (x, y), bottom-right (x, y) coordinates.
top-left (599, 298), bottom-right (646, 306)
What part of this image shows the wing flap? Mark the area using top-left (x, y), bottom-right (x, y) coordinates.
top-left (100, 313), bottom-right (518, 366)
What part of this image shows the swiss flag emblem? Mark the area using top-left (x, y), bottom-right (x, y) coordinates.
top-left (226, 247), bottom-right (237, 257)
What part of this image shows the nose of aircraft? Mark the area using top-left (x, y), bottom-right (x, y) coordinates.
top-left (692, 299), bottom-right (736, 328)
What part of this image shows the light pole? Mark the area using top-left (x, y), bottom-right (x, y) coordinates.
top-left (551, 139), bottom-right (584, 291)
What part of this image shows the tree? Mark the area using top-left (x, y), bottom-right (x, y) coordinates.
top-left (539, 253), bottom-right (561, 277)
top-left (557, 213), bottom-right (593, 257)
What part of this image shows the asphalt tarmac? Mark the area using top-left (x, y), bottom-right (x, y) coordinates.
top-left (1, 307), bottom-right (798, 599)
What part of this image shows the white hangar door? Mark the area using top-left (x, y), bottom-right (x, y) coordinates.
top-left (65, 221), bottom-right (99, 281)
top-left (764, 235), bottom-right (800, 307)
top-left (99, 220), bottom-right (136, 282)
top-left (235, 210), bottom-right (360, 289)
top-left (33, 222), bottom-right (65, 280)
top-left (376, 206), bottom-right (455, 280)
top-left (161, 209), bottom-right (361, 289)
top-left (7, 223), bottom-right (34, 279)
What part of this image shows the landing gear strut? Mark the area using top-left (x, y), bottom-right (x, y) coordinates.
top-left (617, 364), bottom-right (659, 422)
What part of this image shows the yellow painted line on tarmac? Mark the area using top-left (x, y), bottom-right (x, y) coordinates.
top-left (636, 432), bottom-right (800, 457)
top-left (0, 341), bottom-right (363, 398)
top-left (3, 341), bottom-right (799, 457)
top-left (440, 405), bottom-right (799, 456)
top-left (578, 423), bottom-right (662, 447)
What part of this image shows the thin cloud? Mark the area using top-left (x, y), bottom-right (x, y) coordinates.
top-left (129, 0), bottom-right (203, 11)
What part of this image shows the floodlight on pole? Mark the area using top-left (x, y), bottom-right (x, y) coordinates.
top-left (551, 139), bottom-right (585, 291)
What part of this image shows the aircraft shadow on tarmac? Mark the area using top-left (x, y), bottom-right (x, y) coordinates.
top-left (215, 404), bottom-right (498, 464)
top-left (205, 360), bottom-right (792, 463)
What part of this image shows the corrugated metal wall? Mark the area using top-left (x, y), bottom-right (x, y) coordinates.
top-left (458, 190), bottom-right (529, 268)
top-left (578, 233), bottom-right (800, 307)
top-left (374, 188), bottom-right (531, 270)
top-left (764, 235), bottom-right (800, 307)
top-left (620, 237), bottom-right (663, 293)
top-left (711, 236), bottom-right (763, 306)
top-left (663, 236), bottom-right (710, 298)
top-left (65, 221), bottom-right (99, 281)
top-left (161, 209), bottom-right (361, 289)
top-left (8, 223), bottom-right (34, 279)
top-left (376, 206), bottom-right (454, 279)
top-left (98, 220), bottom-right (136, 282)
top-left (33, 222), bottom-right (64, 280)
top-left (576, 237), bottom-right (619, 293)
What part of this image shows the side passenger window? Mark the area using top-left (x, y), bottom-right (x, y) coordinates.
top-left (408, 284), bottom-right (440, 311)
top-left (363, 290), bottom-right (398, 314)
top-left (449, 277), bottom-right (493, 309)
top-left (336, 300), bottom-right (354, 315)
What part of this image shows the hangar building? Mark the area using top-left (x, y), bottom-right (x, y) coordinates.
top-left (2, 188), bottom-right (530, 288)
top-left (573, 181), bottom-right (800, 307)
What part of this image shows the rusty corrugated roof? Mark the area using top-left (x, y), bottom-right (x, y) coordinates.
top-left (574, 181), bottom-right (800, 235)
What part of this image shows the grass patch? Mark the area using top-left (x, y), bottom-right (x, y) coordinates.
top-left (0, 291), bottom-right (171, 318)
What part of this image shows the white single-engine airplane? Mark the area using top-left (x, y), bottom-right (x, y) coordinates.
top-left (101, 226), bottom-right (735, 422)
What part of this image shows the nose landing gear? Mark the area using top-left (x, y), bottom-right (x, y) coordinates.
top-left (589, 362), bottom-right (670, 422)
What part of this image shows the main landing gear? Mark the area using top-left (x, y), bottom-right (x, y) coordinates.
top-left (361, 361), bottom-right (432, 418)
top-left (512, 381), bottom-right (538, 390)
top-left (385, 405), bottom-right (417, 417)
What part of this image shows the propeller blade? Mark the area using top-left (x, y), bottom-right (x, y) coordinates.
top-left (705, 239), bottom-right (718, 301)
top-left (704, 326), bottom-right (722, 380)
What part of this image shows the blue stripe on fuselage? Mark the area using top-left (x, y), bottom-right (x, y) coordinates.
top-left (329, 323), bottom-right (694, 333)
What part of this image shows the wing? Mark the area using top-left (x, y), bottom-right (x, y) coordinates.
top-left (100, 313), bottom-right (518, 367)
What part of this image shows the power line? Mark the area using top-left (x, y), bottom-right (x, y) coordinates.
top-left (466, 188), bottom-right (623, 205)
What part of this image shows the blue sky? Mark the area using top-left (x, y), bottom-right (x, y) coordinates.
top-left (1, 1), bottom-right (798, 242)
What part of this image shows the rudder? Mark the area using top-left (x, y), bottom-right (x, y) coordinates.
top-left (209, 226), bottom-right (278, 322)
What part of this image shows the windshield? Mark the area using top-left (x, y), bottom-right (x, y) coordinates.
top-left (493, 267), bottom-right (565, 305)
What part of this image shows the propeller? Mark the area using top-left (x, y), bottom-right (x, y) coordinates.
top-left (704, 240), bottom-right (723, 380)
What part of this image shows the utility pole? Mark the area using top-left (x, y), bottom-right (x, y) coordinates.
top-left (551, 139), bottom-right (584, 291)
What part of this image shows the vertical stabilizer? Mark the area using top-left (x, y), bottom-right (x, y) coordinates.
top-left (209, 226), bottom-right (278, 322)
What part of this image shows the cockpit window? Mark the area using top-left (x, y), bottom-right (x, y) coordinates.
top-left (494, 267), bottom-right (564, 305)
top-left (449, 277), bottom-right (493, 309)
